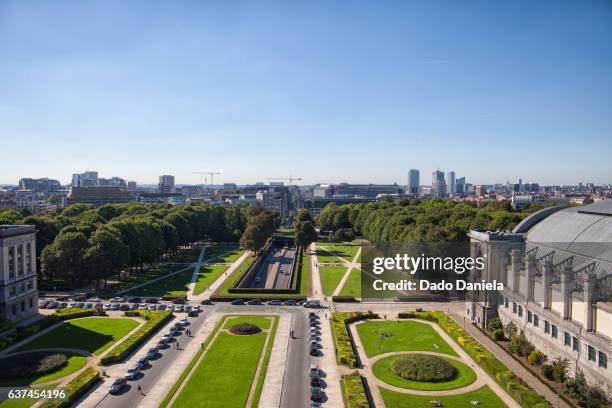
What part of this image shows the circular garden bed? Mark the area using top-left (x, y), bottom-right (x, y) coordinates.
top-left (229, 323), bottom-right (262, 335)
top-left (372, 354), bottom-right (477, 391)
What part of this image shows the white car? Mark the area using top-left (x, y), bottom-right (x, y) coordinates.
top-left (179, 318), bottom-right (189, 326)
top-left (103, 304), bottom-right (111, 310)
top-left (139, 303), bottom-right (147, 309)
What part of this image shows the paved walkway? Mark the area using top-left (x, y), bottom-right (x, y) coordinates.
top-left (446, 308), bottom-right (573, 408)
top-left (190, 251), bottom-right (251, 303)
top-left (310, 243), bottom-right (324, 302)
top-left (186, 246), bottom-right (208, 297)
top-left (316, 310), bottom-right (344, 407)
top-left (332, 247), bottom-right (362, 297)
top-left (259, 313), bottom-right (291, 408)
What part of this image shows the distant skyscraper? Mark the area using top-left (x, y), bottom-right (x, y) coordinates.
top-left (158, 175), bottom-right (175, 193)
top-left (432, 170), bottom-right (446, 198)
top-left (71, 171), bottom-right (98, 187)
top-left (456, 177), bottom-right (466, 194)
top-left (446, 171), bottom-right (456, 195)
top-left (407, 169), bottom-right (420, 195)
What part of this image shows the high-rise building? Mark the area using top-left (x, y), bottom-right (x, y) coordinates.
top-left (446, 171), bottom-right (456, 195)
top-left (456, 177), bottom-right (466, 194)
top-left (72, 171), bottom-right (99, 187)
top-left (432, 170), bottom-right (446, 198)
top-left (0, 225), bottom-right (38, 323)
top-left (158, 175), bottom-right (175, 193)
top-left (407, 169), bottom-right (420, 195)
top-left (18, 178), bottom-right (61, 194)
top-left (127, 181), bottom-right (137, 191)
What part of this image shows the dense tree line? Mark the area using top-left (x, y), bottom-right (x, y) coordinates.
top-left (315, 198), bottom-right (540, 243)
top-left (0, 203), bottom-right (252, 290)
top-left (294, 209), bottom-right (317, 249)
top-left (239, 210), bottom-right (281, 253)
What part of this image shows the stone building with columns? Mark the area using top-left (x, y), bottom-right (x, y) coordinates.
top-left (467, 200), bottom-right (612, 396)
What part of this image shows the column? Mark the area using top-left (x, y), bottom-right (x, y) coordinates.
top-left (584, 273), bottom-right (596, 332)
top-left (526, 254), bottom-right (536, 301)
top-left (511, 249), bottom-right (521, 293)
top-left (560, 265), bottom-right (572, 320)
top-left (543, 260), bottom-right (553, 309)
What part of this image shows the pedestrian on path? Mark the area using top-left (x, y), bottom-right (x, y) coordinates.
top-left (176, 341), bottom-right (180, 349)
top-left (137, 385), bottom-right (143, 395)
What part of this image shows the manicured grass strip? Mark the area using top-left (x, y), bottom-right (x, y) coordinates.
top-left (224, 316), bottom-right (271, 330)
top-left (300, 251), bottom-right (312, 297)
top-left (39, 367), bottom-right (101, 408)
top-left (100, 310), bottom-right (172, 365)
top-left (216, 255), bottom-right (256, 295)
top-left (172, 323), bottom-right (267, 407)
top-left (339, 268), bottom-right (361, 297)
top-left (159, 318), bottom-right (226, 408)
top-left (321, 243), bottom-right (360, 261)
top-left (251, 316), bottom-right (278, 407)
top-left (193, 265), bottom-right (229, 295)
top-left (16, 317), bottom-right (138, 356)
top-left (380, 385), bottom-right (507, 408)
top-left (208, 249), bottom-right (243, 264)
top-left (319, 265), bottom-right (347, 296)
top-left (399, 311), bottom-right (551, 408)
top-left (125, 268), bottom-right (193, 297)
top-left (372, 355), bottom-right (476, 391)
top-left (331, 312), bottom-right (379, 368)
top-left (340, 373), bottom-right (370, 408)
top-left (356, 320), bottom-right (457, 357)
top-left (110, 264), bottom-right (190, 295)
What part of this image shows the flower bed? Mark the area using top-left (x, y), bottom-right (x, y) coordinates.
top-left (331, 312), bottom-right (378, 368)
top-left (340, 372), bottom-right (370, 408)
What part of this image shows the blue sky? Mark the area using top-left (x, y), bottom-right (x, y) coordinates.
top-left (1, 1), bottom-right (611, 186)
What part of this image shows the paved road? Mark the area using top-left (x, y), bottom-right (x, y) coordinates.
top-left (89, 310), bottom-right (209, 408)
top-left (251, 247), bottom-right (296, 289)
top-left (280, 309), bottom-right (309, 408)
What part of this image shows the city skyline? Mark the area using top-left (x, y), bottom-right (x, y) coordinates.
top-left (1, 1), bottom-right (611, 185)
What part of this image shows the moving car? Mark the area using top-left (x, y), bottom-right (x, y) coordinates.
top-left (109, 378), bottom-right (127, 394)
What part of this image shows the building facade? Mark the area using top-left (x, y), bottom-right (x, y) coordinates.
top-left (432, 170), bottom-right (446, 197)
top-left (0, 225), bottom-right (38, 324)
top-left (407, 169), bottom-right (420, 195)
top-left (467, 201), bottom-right (612, 396)
top-left (158, 175), bottom-right (175, 193)
top-left (446, 171), bottom-right (456, 195)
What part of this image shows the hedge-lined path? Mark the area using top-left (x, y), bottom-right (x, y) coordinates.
top-left (350, 318), bottom-right (521, 408)
top-left (310, 243), bottom-right (325, 302)
top-left (368, 351), bottom-right (483, 395)
top-left (332, 247), bottom-right (362, 297)
top-left (446, 309), bottom-right (572, 408)
top-left (316, 310), bottom-right (345, 407)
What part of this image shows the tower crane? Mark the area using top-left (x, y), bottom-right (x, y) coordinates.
top-left (193, 171), bottom-right (221, 186)
top-left (267, 175), bottom-right (302, 186)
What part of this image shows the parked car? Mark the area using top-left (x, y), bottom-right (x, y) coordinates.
top-left (147, 304), bottom-right (157, 310)
top-left (200, 299), bottom-right (213, 305)
top-left (267, 300), bottom-right (281, 306)
top-left (297, 300), bottom-right (307, 306)
top-left (179, 318), bottom-right (190, 326)
top-left (172, 298), bottom-right (186, 304)
top-left (68, 303), bottom-right (77, 308)
top-left (39, 300), bottom-right (50, 308)
top-left (110, 304), bottom-right (120, 311)
top-left (310, 387), bottom-right (322, 402)
top-left (75, 302), bottom-right (84, 308)
top-left (130, 303), bottom-right (139, 310)
top-left (110, 297), bottom-right (123, 303)
top-left (120, 304), bottom-right (130, 311)
top-left (167, 305), bottom-right (176, 312)
top-left (305, 299), bottom-right (321, 308)
top-left (137, 356), bottom-right (149, 367)
top-left (230, 299), bottom-right (245, 305)
top-left (192, 305), bottom-right (201, 312)
top-left (188, 310), bottom-right (198, 317)
top-left (184, 305), bottom-right (192, 312)
top-left (138, 303), bottom-right (147, 309)
top-left (174, 305), bottom-right (184, 312)
top-left (311, 402), bottom-right (321, 408)
top-left (47, 301), bottom-right (59, 309)
top-left (84, 303), bottom-right (93, 309)
top-left (94, 303), bottom-right (104, 309)
top-left (89, 297), bottom-right (101, 302)
top-left (247, 299), bottom-right (262, 305)
top-left (145, 297), bottom-right (159, 303)
top-left (309, 365), bottom-right (319, 376)
top-left (282, 300), bottom-right (296, 306)
top-left (125, 365), bottom-right (141, 380)
top-left (58, 302), bottom-right (68, 309)
top-left (146, 347), bottom-right (159, 359)
top-left (310, 340), bottom-right (318, 356)
top-left (127, 297), bottom-right (141, 303)
top-left (310, 372), bottom-right (321, 386)
top-left (109, 378), bottom-right (127, 394)
top-left (103, 304), bottom-right (112, 310)
top-left (162, 333), bottom-right (174, 342)
top-left (158, 304), bottom-right (167, 311)
top-left (157, 339), bottom-right (169, 348)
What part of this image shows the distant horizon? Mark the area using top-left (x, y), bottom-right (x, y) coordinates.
top-left (1, 1), bottom-right (611, 185)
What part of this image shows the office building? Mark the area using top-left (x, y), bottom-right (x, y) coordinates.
top-left (0, 225), bottom-right (38, 323)
top-left (456, 177), bottom-right (466, 194)
top-left (446, 171), bottom-right (456, 195)
top-left (407, 169), bottom-right (420, 195)
top-left (432, 170), bottom-right (446, 198)
top-left (467, 201), bottom-right (612, 397)
top-left (158, 175), bottom-right (175, 193)
top-left (18, 178), bottom-right (61, 194)
top-left (72, 171), bottom-right (99, 187)
top-left (67, 187), bottom-right (136, 205)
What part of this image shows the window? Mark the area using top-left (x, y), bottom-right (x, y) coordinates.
top-left (518, 306), bottom-right (523, 317)
top-left (9, 286), bottom-right (16, 297)
top-left (25, 242), bottom-right (32, 273)
top-left (17, 245), bottom-right (23, 275)
top-left (26, 281), bottom-right (32, 291)
top-left (527, 311), bottom-right (533, 323)
top-left (544, 321), bottom-right (550, 334)
top-left (552, 325), bottom-right (558, 339)
top-left (599, 352), bottom-right (607, 369)
top-left (512, 302), bottom-right (517, 314)
top-left (588, 346), bottom-right (596, 362)
top-left (564, 332), bottom-right (571, 346)
top-left (11, 305), bottom-right (16, 315)
top-left (533, 314), bottom-right (539, 327)
top-left (572, 337), bottom-right (580, 352)
top-left (8, 246), bottom-right (15, 278)
top-left (29, 298), bottom-right (33, 308)
top-left (505, 298), bottom-right (509, 308)
top-left (20, 301), bottom-right (25, 312)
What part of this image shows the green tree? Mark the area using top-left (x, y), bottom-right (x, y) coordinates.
top-left (84, 227), bottom-right (129, 289)
top-left (295, 221), bottom-right (317, 249)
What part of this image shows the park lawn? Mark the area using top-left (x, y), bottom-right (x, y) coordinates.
top-left (167, 246), bottom-right (203, 263)
top-left (203, 246), bottom-right (242, 263)
top-left (339, 268), bottom-right (361, 297)
top-left (356, 320), bottom-right (457, 357)
top-left (109, 264), bottom-right (188, 294)
top-left (299, 252), bottom-right (312, 297)
top-left (216, 255), bottom-right (256, 295)
top-left (223, 315), bottom-right (271, 330)
top-left (16, 317), bottom-right (138, 356)
top-left (322, 243), bottom-right (360, 261)
top-left (126, 268), bottom-right (193, 297)
top-left (172, 329), bottom-right (266, 407)
top-left (193, 265), bottom-right (229, 295)
top-left (0, 353), bottom-right (87, 387)
top-left (372, 355), bottom-right (476, 391)
top-left (380, 385), bottom-right (507, 408)
top-left (211, 249), bottom-right (243, 264)
top-left (319, 265), bottom-right (348, 296)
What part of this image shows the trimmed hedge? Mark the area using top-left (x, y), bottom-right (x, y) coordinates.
top-left (0, 308), bottom-right (98, 353)
top-left (340, 372), bottom-right (370, 408)
top-left (399, 311), bottom-right (551, 408)
top-left (100, 310), bottom-right (172, 365)
top-left (331, 312), bottom-right (378, 368)
top-left (39, 367), bottom-right (100, 408)
top-left (391, 354), bottom-right (457, 382)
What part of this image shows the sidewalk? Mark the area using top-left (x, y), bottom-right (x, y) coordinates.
top-left (316, 310), bottom-right (344, 407)
top-left (258, 314), bottom-right (291, 408)
top-left (310, 243), bottom-right (324, 302)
